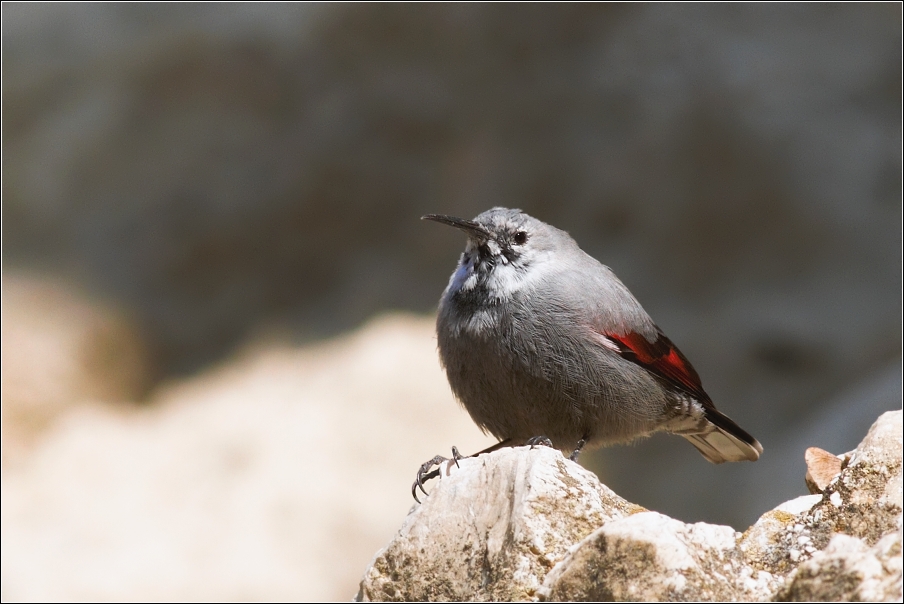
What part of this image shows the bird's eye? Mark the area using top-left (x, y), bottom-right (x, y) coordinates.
top-left (513, 231), bottom-right (528, 245)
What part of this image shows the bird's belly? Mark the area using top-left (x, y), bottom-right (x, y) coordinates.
top-left (436, 313), bottom-right (669, 451)
top-left (439, 333), bottom-right (578, 445)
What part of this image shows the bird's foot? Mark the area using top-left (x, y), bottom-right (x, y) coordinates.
top-left (569, 437), bottom-right (588, 461)
top-left (526, 435), bottom-right (554, 449)
top-left (411, 446), bottom-right (464, 503)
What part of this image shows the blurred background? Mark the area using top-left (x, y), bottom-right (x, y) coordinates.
top-left (2, 3), bottom-right (901, 600)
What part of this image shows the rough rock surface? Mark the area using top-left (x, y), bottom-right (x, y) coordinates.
top-left (359, 448), bottom-right (643, 601)
top-left (540, 512), bottom-right (778, 602)
top-left (774, 532), bottom-right (902, 602)
top-left (359, 410), bottom-right (903, 601)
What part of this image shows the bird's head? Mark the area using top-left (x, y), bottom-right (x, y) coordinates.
top-left (423, 207), bottom-right (563, 301)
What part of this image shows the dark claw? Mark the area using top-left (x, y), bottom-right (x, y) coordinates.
top-left (450, 446), bottom-right (463, 467)
top-left (412, 468), bottom-right (441, 502)
top-left (411, 448), bottom-right (465, 503)
top-left (412, 455), bottom-right (448, 503)
top-left (527, 435), bottom-right (554, 449)
top-left (569, 437), bottom-right (588, 462)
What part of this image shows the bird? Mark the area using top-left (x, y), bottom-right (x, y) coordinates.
top-left (413, 207), bottom-right (761, 500)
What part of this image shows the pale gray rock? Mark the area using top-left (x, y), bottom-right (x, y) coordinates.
top-left (775, 531), bottom-right (903, 602)
top-left (738, 494), bottom-right (824, 575)
top-left (357, 446), bottom-right (643, 601)
top-left (796, 409), bottom-right (902, 557)
top-left (360, 410), bottom-right (903, 601)
top-left (739, 410), bottom-right (902, 579)
top-left (539, 512), bottom-right (780, 602)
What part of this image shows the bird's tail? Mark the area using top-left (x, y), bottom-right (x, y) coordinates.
top-left (681, 409), bottom-right (762, 463)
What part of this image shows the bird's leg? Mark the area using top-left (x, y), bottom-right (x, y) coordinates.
top-left (568, 437), bottom-right (588, 462)
top-left (411, 439), bottom-right (513, 502)
top-left (526, 435), bottom-right (554, 449)
top-left (473, 438), bottom-right (514, 456)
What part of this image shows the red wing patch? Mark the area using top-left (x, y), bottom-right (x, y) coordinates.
top-left (604, 329), bottom-right (708, 400)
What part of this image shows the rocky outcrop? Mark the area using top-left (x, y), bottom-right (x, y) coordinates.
top-left (359, 410), bottom-right (903, 601)
top-left (774, 532), bottom-right (902, 602)
top-left (539, 511), bottom-right (779, 602)
top-left (360, 448), bottom-right (643, 602)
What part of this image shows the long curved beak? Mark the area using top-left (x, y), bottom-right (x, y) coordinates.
top-left (422, 214), bottom-right (490, 240)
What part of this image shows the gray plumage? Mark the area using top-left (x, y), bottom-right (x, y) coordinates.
top-left (425, 207), bottom-right (762, 464)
